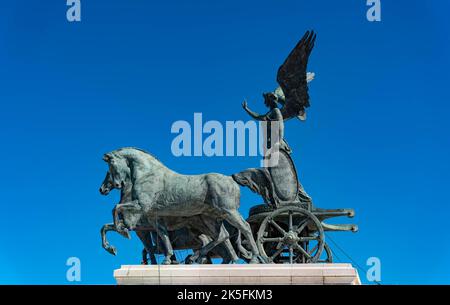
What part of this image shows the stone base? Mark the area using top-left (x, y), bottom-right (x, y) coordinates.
top-left (114, 264), bottom-right (361, 285)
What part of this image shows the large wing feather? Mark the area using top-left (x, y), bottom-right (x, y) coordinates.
top-left (277, 30), bottom-right (316, 120)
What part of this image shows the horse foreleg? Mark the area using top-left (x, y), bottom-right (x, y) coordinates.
top-left (136, 230), bottom-right (156, 265)
top-left (154, 221), bottom-right (174, 265)
top-left (113, 200), bottom-right (140, 238)
top-left (110, 207), bottom-right (128, 239)
top-left (149, 231), bottom-right (158, 264)
top-left (101, 223), bottom-right (118, 256)
top-left (113, 200), bottom-right (139, 226)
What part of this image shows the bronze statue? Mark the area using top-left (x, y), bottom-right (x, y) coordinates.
top-left (99, 30), bottom-right (357, 265)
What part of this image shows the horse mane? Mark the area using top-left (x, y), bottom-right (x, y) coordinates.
top-left (113, 147), bottom-right (163, 166)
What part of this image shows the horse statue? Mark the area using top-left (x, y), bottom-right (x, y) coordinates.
top-left (99, 169), bottom-right (244, 264)
top-left (100, 147), bottom-right (261, 264)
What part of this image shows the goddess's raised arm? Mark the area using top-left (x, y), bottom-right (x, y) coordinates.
top-left (242, 100), bottom-right (268, 121)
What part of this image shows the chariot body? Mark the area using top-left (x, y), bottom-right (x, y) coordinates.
top-left (238, 148), bottom-right (357, 264)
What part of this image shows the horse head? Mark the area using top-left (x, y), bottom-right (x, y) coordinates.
top-left (102, 152), bottom-right (131, 191)
top-left (99, 171), bottom-right (114, 195)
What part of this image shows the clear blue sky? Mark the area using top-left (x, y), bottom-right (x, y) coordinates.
top-left (0, 1), bottom-right (449, 284)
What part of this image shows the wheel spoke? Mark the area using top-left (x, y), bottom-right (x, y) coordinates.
top-left (299, 236), bottom-right (318, 242)
top-left (270, 247), bottom-right (284, 260)
top-left (289, 246), bottom-right (294, 264)
top-left (260, 237), bottom-right (283, 243)
top-left (293, 243), bottom-right (311, 259)
top-left (295, 218), bottom-right (309, 234)
top-left (268, 219), bottom-right (286, 235)
top-left (308, 244), bottom-right (318, 255)
top-left (288, 210), bottom-right (293, 231)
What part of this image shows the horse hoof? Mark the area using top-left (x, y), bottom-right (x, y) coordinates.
top-left (249, 256), bottom-right (260, 264)
top-left (223, 260), bottom-right (238, 264)
top-left (106, 246), bottom-right (117, 256)
top-left (258, 255), bottom-right (269, 264)
top-left (118, 228), bottom-right (131, 239)
top-left (197, 258), bottom-right (210, 264)
top-left (141, 260), bottom-right (148, 265)
top-left (184, 255), bottom-right (194, 265)
top-left (187, 256), bottom-right (199, 264)
top-left (162, 258), bottom-right (171, 265)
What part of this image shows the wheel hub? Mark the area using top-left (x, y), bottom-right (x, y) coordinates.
top-left (283, 231), bottom-right (299, 245)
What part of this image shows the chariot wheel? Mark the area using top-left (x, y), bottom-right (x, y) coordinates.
top-left (318, 243), bottom-right (333, 263)
top-left (257, 206), bottom-right (325, 264)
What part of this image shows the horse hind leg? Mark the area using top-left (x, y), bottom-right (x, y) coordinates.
top-left (149, 232), bottom-right (158, 264)
top-left (200, 217), bottom-right (239, 264)
top-left (200, 222), bottom-right (232, 259)
top-left (190, 222), bottom-right (230, 264)
top-left (223, 209), bottom-right (260, 264)
top-left (141, 248), bottom-right (148, 265)
top-left (213, 228), bottom-right (239, 264)
top-left (217, 238), bottom-right (239, 264)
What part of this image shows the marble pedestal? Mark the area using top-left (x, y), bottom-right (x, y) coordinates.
top-left (114, 263), bottom-right (361, 285)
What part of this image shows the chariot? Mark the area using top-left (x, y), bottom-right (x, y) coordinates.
top-left (235, 149), bottom-right (358, 264)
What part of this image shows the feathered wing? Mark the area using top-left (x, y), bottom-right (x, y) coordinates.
top-left (277, 30), bottom-right (316, 121)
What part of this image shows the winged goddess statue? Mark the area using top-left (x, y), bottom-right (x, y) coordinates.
top-left (242, 30), bottom-right (316, 153)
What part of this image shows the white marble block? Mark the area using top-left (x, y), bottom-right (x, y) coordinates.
top-left (114, 264), bottom-right (361, 285)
